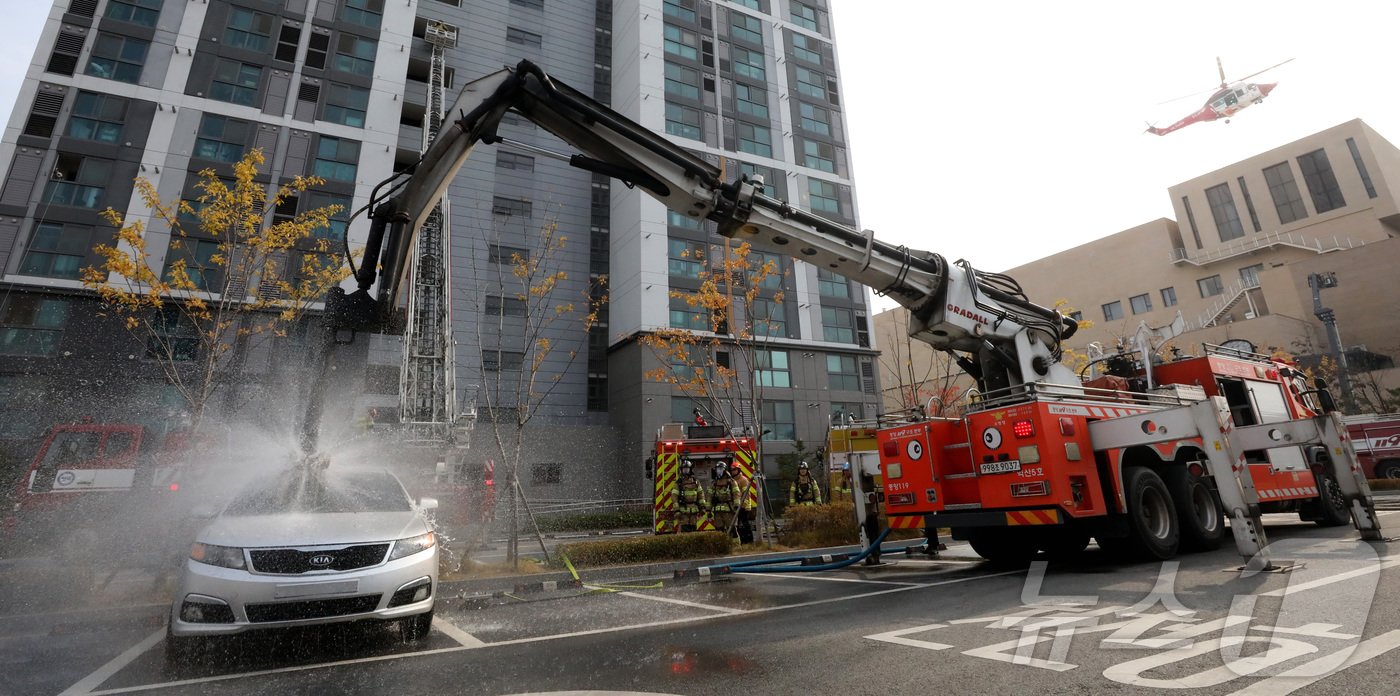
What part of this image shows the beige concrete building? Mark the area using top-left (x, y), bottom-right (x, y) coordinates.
top-left (874, 119), bottom-right (1400, 413)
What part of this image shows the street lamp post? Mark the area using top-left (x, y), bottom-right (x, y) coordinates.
top-left (1308, 272), bottom-right (1354, 412)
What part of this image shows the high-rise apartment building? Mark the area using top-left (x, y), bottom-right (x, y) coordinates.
top-left (0, 0), bottom-right (878, 499)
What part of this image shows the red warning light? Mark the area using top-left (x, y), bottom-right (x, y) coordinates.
top-left (169, 483), bottom-right (179, 492)
top-left (1013, 419), bottom-right (1035, 438)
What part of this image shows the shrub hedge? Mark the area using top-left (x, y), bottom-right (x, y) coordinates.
top-left (536, 510), bottom-right (652, 532)
top-left (779, 503), bottom-right (859, 547)
top-left (560, 531), bottom-right (733, 567)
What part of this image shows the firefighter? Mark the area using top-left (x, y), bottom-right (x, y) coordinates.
top-left (832, 464), bottom-right (854, 503)
top-left (863, 491), bottom-right (883, 566)
top-left (732, 464), bottom-right (757, 545)
top-left (789, 461), bottom-right (823, 507)
top-left (673, 460), bottom-right (708, 532)
top-left (709, 460), bottom-right (742, 535)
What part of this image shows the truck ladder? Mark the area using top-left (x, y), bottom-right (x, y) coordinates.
top-left (1089, 398), bottom-right (1382, 572)
top-left (399, 21), bottom-right (465, 446)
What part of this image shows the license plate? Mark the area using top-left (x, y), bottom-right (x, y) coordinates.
top-left (979, 460), bottom-right (1022, 475)
top-left (274, 580), bottom-right (359, 599)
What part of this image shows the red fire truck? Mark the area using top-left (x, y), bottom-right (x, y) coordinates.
top-left (1345, 414), bottom-right (1400, 479)
top-left (650, 421), bottom-right (757, 534)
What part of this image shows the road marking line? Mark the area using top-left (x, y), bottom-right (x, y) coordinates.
top-left (1259, 555), bottom-right (1400, 598)
top-left (58, 627), bottom-right (165, 696)
top-left (431, 617), bottom-right (486, 647)
top-left (736, 572), bottom-right (921, 586)
top-left (616, 591), bottom-right (745, 614)
top-left (84, 569), bottom-right (1028, 695)
top-left (864, 623), bottom-right (954, 650)
top-left (1225, 629), bottom-right (1400, 696)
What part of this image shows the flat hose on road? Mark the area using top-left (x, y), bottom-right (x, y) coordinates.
top-left (704, 528), bottom-right (892, 573)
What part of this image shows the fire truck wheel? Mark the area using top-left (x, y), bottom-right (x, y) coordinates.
top-left (1378, 460), bottom-right (1400, 479)
top-left (1163, 467), bottom-right (1223, 551)
top-left (966, 528), bottom-right (1038, 567)
top-left (1312, 473), bottom-right (1352, 527)
top-left (1121, 467), bottom-right (1180, 561)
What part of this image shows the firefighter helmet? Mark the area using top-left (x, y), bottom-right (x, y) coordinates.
top-left (680, 459), bottom-right (694, 475)
top-left (713, 461), bottom-right (729, 478)
top-left (798, 461), bottom-right (810, 470)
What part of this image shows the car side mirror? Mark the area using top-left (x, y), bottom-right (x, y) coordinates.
top-left (417, 496), bottom-right (439, 511)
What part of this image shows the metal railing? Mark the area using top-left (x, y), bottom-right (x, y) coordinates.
top-left (1170, 230), bottom-right (1362, 266)
top-left (963, 381), bottom-right (1195, 414)
top-left (1194, 277), bottom-right (1261, 329)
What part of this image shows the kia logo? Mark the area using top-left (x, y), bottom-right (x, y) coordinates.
top-left (309, 554), bottom-right (335, 567)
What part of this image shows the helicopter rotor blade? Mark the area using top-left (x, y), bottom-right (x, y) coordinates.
top-left (1217, 56), bottom-right (1227, 87)
top-left (1234, 57), bottom-right (1295, 83)
top-left (1156, 85), bottom-right (1216, 106)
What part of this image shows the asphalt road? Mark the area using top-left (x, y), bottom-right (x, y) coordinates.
top-left (10, 511), bottom-right (1400, 696)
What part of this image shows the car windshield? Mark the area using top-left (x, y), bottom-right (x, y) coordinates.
top-left (223, 470), bottom-right (412, 516)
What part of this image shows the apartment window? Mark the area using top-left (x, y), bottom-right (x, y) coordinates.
top-left (822, 306), bottom-right (854, 343)
top-left (485, 295), bottom-right (527, 317)
top-left (827, 354), bottom-right (860, 391)
top-left (1180, 195), bottom-right (1202, 248)
top-left (333, 34), bottom-right (377, 77)
top-left (506, 27), bottom-right (543, 48)
top-left (84, 33), bottom-right (148, 84)
top-left (194, 114), bottom-right (250, 163)
top-left (531, 463), bottom-right (562, 486)
top-left (224, 7), bottom-right (274, 52)
top-left (1237, 177), bottom-right (1262, 232)
top-left (799, 102), bottom-right (830, 135)
top-left (733, 47), bottom-right (765, 81)
top-left (665, 343), bottom-right (707, 382)
top-left (803, 140), bottom-right (835, 173)
top-left (276, 24), bottom-right (301, 62)
top-left (104, 0), bottom-right (161, 27)
top-left (755, 350), bottom-right (791, 388)
top-left (1101, 301), bottom-right (1123, 321)
top-left (734, 0), bottom-right (762, 10)
top-left (44, 154), bottom-right (111, 209)
top-left (663, 24), bottom-right (698, 60)
top-left (509, 0), bottom-right (543, 9)
top-left (65, 91), bottom-right (126, 144)
top-left (668, 238), bottom-right (704, 279)
top-left (737, 122), bottom-right (772, 157)
top-left (664, 62), bottom-right (700, 100)
top-left (735, 83), bottom-right (768, 118)
top-left (209, 59), bottom-right (262, 107)
top-left (491, 196), bottom-right (532, 217)
top-left (147, 306), bottom-right (197, 361)
top-left (1239, 263), bottom-right (1263, 287)
top-left (1205, 183), bottom-right (1244, 242)
top-left (669, 294), bottom-right (708, 330)
top-left (1296, 149), bottom-right (1345, 214)
top-left (1129, 293), bottom-right (1152, 315)
top-left (1, 296), bottom-right (69, 356)
top-left (164, 238), bottom-right (224, 290)
top-left (809, 178), bottom-right (839, 214)
top-left (792, 33), bottom-right (822, 65)
top-left (19, 223), bottom-right (90, 279)
top-left (790, 2), bottom-right (818, 30)
top-left (730, 14), bottom-right (763, 45)
top-left (342, 0), bottom-right (384, 29)
top-left (830, 402), bottom-right (860, 423)
top-left (1346, 137), bottom-right (1378, 199)
top-left (305, 32), bottom-right (330, 69)
top-left (322, 83), bottom-right (369, 127)
top-left (313, 136), bottom-right (360, 183)
top-left (489, 244), bottom-right (528, 265)
top-left (1160, 287), bottom-right (1177, 307)
top-left (795, 67), bottom-right (827, 100)
top-left (663, 0), bottom-right (696, 22)
top-left (490, 153), bottom-right (533, 176)
top-left (305, 192), bottom-right (350, 240)
top-left (1262, 162), bottom-right (1308, 224)
top-left (482, 350), bottom-right (525, 371)
top-left (667, 209), bottom-right (702, 231)
top-left (760, 401), bottom-right (795, 441)
top-left (664, 103), bottom-right (702, 141)
top-left (817, 267), bottom-right (845, 296)
top-left (751, 298), bottom-right (786, 336)
top-left (1197, 274), bottom-right (1224, 298)
top-left (750, 250), bottom-right (783, 289)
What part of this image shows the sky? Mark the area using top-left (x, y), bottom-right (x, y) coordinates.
top-left (2, 2), bottom-right (1398, 313)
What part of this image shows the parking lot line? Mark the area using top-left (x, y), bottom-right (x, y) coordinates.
top-left (616, 591), bottom-right (745, 614)
top-left (431, 616), bottom-right (486, 647)
top-left (58, 627), bottom-right (165, 696)
top-left (1260, 553), bottom-right (1400, 598)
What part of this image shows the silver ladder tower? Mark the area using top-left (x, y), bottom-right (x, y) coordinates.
top-left (399, 21), bottom-right (473, 446)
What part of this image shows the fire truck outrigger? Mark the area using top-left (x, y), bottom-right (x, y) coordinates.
top-left (298, 60), bottom-right (1381, 572)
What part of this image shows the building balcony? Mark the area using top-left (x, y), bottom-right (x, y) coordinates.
top-left (1170, 230), bottom-right (1365, 266)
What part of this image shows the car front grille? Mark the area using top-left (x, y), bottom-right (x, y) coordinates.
top-left (244, 594), bottom-right (383, 623)
top-left (248, 543), bottom-right (390, 574)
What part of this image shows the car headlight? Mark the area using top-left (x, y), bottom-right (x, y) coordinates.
top-left (190, 542), bottom-right (246, 570)
top-left (388, 531), bottom-right (435, 561)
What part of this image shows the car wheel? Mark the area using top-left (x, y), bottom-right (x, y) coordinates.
top-left (399, 611), bottom-right (434, 642)
top-left (1120, 467), bottom-right (1180, 561)
top-left (1163, 467), bottom-right (1224, 551)
top-left (1312, 473), bottom-right (1352, 527)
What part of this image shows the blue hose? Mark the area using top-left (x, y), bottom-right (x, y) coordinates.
top-left (707, 528), bottom-right (892, 573)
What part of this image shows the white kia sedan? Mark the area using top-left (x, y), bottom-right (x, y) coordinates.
top-left (166, 467), bottom-right (438, 660)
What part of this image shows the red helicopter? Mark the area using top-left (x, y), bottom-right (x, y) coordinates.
top-left (1146, 57), bottom-right (1293, 136)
